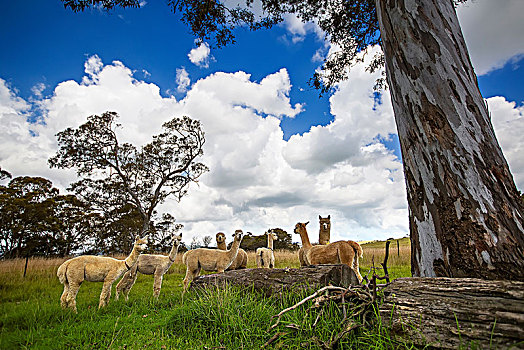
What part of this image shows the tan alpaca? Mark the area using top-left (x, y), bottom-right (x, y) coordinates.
top-left (216, 232), bottom-right (248, 270)
top-left (116, 233), bottom-right (182, 300)
top-left (256, 229), bottom-right (278, 268)
top-left (319, 215), bottom-right (331, 245)
top-left (182, 230), bottom-right (244, 292)
top-left (295, 222), bottom-right (363, 282)
top-left (57, 235), bottom-right (148, 312)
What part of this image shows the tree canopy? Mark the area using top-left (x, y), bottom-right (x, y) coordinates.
top-left (49, 112), bottom-right (207, 237)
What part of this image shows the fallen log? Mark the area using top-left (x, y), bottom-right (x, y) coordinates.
top-left (189, 264), bottom-right (360, 296)
top-left (380, 277), bottom-right (524, 349)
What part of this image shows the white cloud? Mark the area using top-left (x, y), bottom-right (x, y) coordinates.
top-left (188, 42), bottom-right (212, 68)
top-left (31, 83), bottom-right (46, 98)
top-left (457, 0), bottom-right (524, 75)
top-left (281, 13), bottom-right (324, 44)
top-left (0, 54), bottom-right (408, 245)
top-left (4, 50), bottom-right (523, 247)
top-left (175, 67), bottom-right (190, 93)
top-left (488, 96), bottom-right (524, 190)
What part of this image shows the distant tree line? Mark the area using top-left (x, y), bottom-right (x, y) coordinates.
top-left (0, 175), bottom-right (183, 259)
top-left (228, 229), bottom-right (299, 251)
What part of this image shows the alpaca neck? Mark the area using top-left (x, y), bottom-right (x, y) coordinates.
top-left (227, 239), bottom-right (241, 260)
top-left (299, 229), bottom-right (313, 249)
top-left (267, 236), bottom-right (274, 250)
top-left (124, 245), bottom-right (141, 268)
top-left (217, 241), bottom-right (227, 250)
top-left (168, 243), bottom-right (178, 262)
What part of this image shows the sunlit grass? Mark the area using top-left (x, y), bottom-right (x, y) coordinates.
top-left (0, 244), bottom-right (412, 349)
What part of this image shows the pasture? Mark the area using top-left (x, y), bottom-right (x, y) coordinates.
top-left (0, 241), bottom-right (412, 349)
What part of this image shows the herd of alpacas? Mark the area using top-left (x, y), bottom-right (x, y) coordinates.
top-left (57, 216), bottom-right (363, 312)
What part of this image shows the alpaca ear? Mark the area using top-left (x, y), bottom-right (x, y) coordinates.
top-left (328, 215), bottom-right (330, 219)
top-left (305, 221), bottom-right (309, 226)
top-left (142, 235), bottom-right (149, 241)
top-left (135, 234), bottom-right (140, 241)
top-left (319, 215), bottom-right (321, 220)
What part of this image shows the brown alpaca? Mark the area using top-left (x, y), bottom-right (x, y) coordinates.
top-left (115, 233), bottom-right (182, 300)
top-left (182, 230), bottom-right (244, 292)
top-left (57, 235), bottom-right (148, 312)
top-left (319, 215), bottom-right (331, 245)
top-left (295, 222), bottom-right (363, 282)
top-left (216, 232), bottom-right (248, 270)
top-left (256, 229), bottom-right (278, 268)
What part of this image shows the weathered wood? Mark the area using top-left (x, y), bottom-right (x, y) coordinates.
top-left (189, 264), bottom-right (360, 296)
top-left (380, 278), bottom-right (524, 349)
top-left (377, 0), bottom-right (524, 280)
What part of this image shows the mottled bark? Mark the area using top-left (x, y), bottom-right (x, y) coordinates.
top-left (376, 0), bottom-right (524, 279)
top-left (189, 264), bottom-right (360, 296)
top-left (380, 278), bottom-right (524, 348)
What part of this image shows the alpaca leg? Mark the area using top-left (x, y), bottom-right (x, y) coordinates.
top-left (67, 282), bottom-right (81, 313)
top-left (183, 267), bottom-right (198, 293)
top-left (115, 270), bottom-right (130, 301)
top-left (153, 272), bottom-right (163, 298)
top-left (99, 281), bottom-right (113, 308)
top-left (352, 255), bottom-right (363, 283)
top-left (116, 269), bottom-right (137, 301)
top-left (60, 282), bottom-right (70, 309)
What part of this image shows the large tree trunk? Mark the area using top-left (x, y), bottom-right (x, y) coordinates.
top-left (380, 277), bottom-right (524, 349)
top-left (375, 0), bottom-right (524, 279)
top-left (189, 264), bottom-right (360, 296)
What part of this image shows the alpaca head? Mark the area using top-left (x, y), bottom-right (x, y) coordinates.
top-left (216, 232), bottom-right (226, 244)
top-left (233, 229), bottom-right (243, 242)
top-left (294, 222), bottom-right (309, 235)
top-left (172, 233), bottom-right (182, 246)
top-left (319, 215), bottom-right (331, 231)
top-left (134, 234), bottom-right (149, 252)
top-left (268, 229), bottom-right (278, 241)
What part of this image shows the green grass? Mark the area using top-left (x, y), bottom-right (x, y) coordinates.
top-left (0, 251), bottom-right (413, 349)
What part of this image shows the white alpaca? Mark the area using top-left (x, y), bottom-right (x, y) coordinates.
top-left (57, 235), bottom-right (148, 312)
top-left (116, 233), bottom-right (182, 300)
top-left (256, 229), bottom-right (278, 268)
top-left (182, 230), bottom-right (243, 292)
top-left (216, 232), bottom-right (248, 269)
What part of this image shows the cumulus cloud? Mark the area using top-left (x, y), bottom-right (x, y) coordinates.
top-left (0, 53), bottom-right (410, 244)
top-left (176, 67), bottom-right (191, 93)
top-left (488, 96), bottom-right (524, 190)
top-left (281, 13), bottom-right (324, 44)
top-left (4, 48), bottom-right (522, 246)
top-left (456, 0), bottom-right (524, 75)
top-left (188, 42), bottom-right (212, 68)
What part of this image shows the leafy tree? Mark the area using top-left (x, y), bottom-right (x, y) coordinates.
top-left (0, 166), bottom-right (12, 182)
top-left (60, 1), bottom-right (524, 280)
top-left (0, 176), bottom-right (94, 258)
top-left (49, 112), bottom-right (208, 246)
top-left (190, 236), bottom-right (200, 249)
top-left (239, 229), bottom-right (296, 251)
top-left (202, 235), bottom-right (212, 247)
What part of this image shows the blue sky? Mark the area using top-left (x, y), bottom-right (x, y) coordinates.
top-left (1, 0), bottom-right (523, 244)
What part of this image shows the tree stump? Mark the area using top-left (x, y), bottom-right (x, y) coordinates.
top-left (380, 277), bottom-right (524, 349)
top-left (189, 264), bottom-right (360, 296)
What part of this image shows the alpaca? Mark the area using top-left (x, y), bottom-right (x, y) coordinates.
top-left (57, 235), bottom-right (148, 312)
top-left (216, 232), bottom-right (248, 270)
top-left (295, 221), bottom-right (363, 282)
top-left (256, 229), bottom-right (278, 268)
top-left (182, 230), bottom-right (244, 292)
top-left (319, 215), bottom-right (331, 245)
top-left (116, 233), bottom-right (182, 300)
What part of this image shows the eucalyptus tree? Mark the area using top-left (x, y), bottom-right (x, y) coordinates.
top-left (49, 112), bottom-right (208, 242)
top-left (61, 0), bottom-right (524, 280)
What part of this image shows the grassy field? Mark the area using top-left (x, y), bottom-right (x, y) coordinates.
top-left (0, 243), bottom-right (412, 349)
